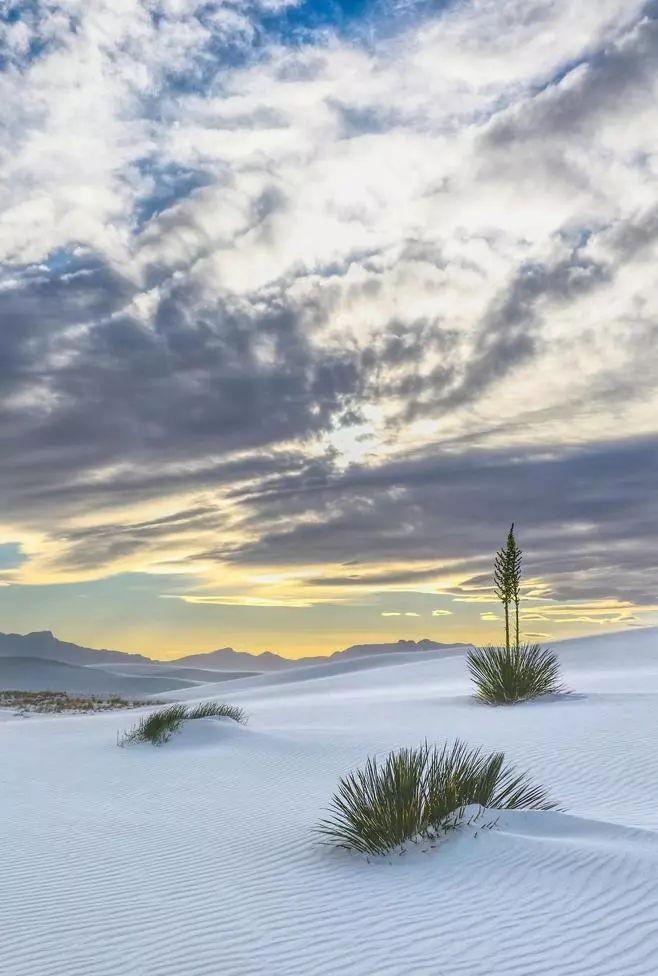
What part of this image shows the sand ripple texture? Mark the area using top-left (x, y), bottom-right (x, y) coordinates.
top-left (3, 630), bottom-right (658, 975)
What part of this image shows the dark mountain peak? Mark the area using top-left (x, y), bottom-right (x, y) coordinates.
top-left (0, 631), bottom-right (151, 666)
top-left (170, 646), bottom-right (292, 671)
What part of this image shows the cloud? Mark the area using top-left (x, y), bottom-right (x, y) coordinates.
top-left (0, 0), bottom-right (657, 639)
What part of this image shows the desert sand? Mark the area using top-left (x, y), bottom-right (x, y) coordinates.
top-left (2, 629), bottom-right (658, 975)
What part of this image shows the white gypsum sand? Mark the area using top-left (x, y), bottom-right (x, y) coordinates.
top-left (2, 629), bottom-right (658, 976)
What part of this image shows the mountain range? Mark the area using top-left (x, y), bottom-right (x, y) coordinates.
top-left (0, 630), bottom-right (151, 666)
top-left (0, 631), bottom-right (466, 671)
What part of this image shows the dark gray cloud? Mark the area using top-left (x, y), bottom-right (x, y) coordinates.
top-left (214, 435), bottom-right (658, 605)
top-left (305, 565), bottom-right (455, 586)
top-left (0, 254), bottom-right (365, 519)
top-left (0, 248), bottom-right (469, 533)
top-left (54, 506), bottom-right (222, 571)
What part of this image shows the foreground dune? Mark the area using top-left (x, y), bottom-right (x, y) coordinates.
top-left (2, 629), bottom-right (658, 975)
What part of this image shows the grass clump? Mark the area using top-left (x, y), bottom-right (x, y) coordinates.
top-left (120, 701), bottom-right (247, 746)
top-left (319, 739), bottom-right (556, 855)
top-left (467, 642), bottom-right (564, 705)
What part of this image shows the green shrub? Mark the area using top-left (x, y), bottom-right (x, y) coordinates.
top-left (120, 701), bottom-right (247, 746)
top-left (467, 643), bottom-right (564, 705)
top-left (318, 739), bottom-right (556, 855)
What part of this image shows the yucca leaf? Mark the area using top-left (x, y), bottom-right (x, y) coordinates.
top-left (467, 643), bottom-right (564, 704)
top-left (319, 739), bottom-right (556, 855)
top-left (120, 700), bottom-right (247, 746)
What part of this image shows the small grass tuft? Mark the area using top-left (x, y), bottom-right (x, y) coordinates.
top-left (318, 739), bottom-right (556, 855)
top-left (467, 643), bottom-right (564, 705)
top-left (119, 700), bottom-right (247, 746)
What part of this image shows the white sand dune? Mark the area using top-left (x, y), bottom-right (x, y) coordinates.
top-left (160, 645), bottom-right (469, 702)
top-left (0, 656), bottom-right (196, 696)
top-left (87, 662), bottom-right (261, 684)
top-left (2, 629), bottom-right (658, 975)
top-left (0, 659), bottom-right (257, 698)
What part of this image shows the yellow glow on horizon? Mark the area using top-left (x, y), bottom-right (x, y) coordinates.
top-left (81, 613), bottom-right (656, 662)
top-left (3, 515), bottom-right (656, 664)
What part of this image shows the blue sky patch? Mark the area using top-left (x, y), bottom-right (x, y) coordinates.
top-left (0, 543), bottom-right (26, 571)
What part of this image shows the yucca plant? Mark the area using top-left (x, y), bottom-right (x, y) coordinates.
top-left (467, 643), bottom-right (563, 704)
top-left (120, 701), bottom-right (247, 746)
top-left (318, 739), bottom-right (556, 855)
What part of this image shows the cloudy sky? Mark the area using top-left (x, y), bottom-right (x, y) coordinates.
top-left (0, 0), bottom-right (656, 658)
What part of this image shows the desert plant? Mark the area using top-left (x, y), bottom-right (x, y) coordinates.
top-left (507, 525), bottom-right (522, 648)
top-left (120, 700), bottom-right (247, 746)
top-left (467, 643), bottom-right (563, 704)
top-left (494, 523), bottom-right (523, 649)
top-left (318, 739), bottom-right (556, 855)
top-left (494, 533), bottom-right (513, 649)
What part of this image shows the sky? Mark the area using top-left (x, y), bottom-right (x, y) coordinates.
top-left (0, 0), bottom-right (657, 659)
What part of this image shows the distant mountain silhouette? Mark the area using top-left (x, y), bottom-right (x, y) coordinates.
top-left (0, 631), bottom-right (469, 676)
top-left (329, 638), bottom-right (467, 661)
top-left (173, 638), bottom-right (468, 671)
top-left (170, 646), bottom-right (300, 671)
top-left (0, 631), bottom-right (150, 666)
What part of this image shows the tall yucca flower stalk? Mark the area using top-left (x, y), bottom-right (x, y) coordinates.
top-left (508, 523), bottom-right (522, 648)
top-left (494, 523), bottom-right (522, 649)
